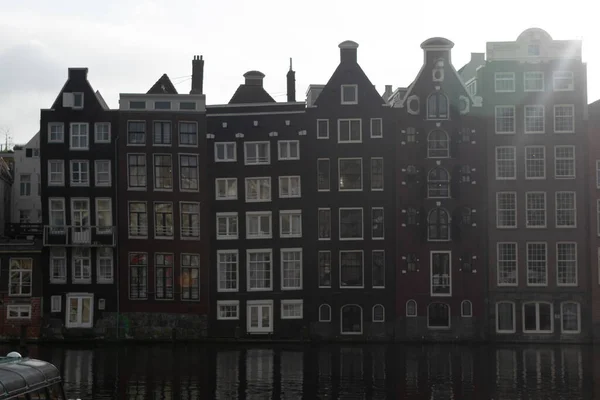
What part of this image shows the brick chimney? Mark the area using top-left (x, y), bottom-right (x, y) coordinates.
top-left (190, 55), bottom-right (204, 94)
top-left (286, 58), bottom-right (296, 102)
top-left (383, 85), bottom-right (393, 101)
top-left (339, 40), bottom-right (359, 64)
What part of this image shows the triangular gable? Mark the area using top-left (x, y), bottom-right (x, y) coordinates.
top-left (24, 132), bottom-right (40, 148)
top-left (49, 68), bottom-right (104, 110)
top-left (147, 74), bottom-right (178, 95)
top-left (314, 62), bottom-right (387, 107)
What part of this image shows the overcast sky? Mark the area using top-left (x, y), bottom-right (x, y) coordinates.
top-left (0, 0), bottom-right (597, 145)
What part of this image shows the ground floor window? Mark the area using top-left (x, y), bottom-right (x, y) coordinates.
top-left (217, 300), bottom-right (239, 320)
top-left (523, 302), bottom-right (553, 333)
top-left (341, 304), bottom-right (362, 335)
top-left (561, 302), bottom-right (580, 333)
top-left (496, 302), bottom-right (515, 333)
top-left (6, 305), bottom-right (31, 319)
top-left (461, 300), bottom-right (473, 317)
top-left (281, 299), bottom-right (303, 319)
top-left (427, 303), bottom-right (450, 329)
top-left (372, 304), bottom-right (385, 322)
top-left (247, 301), bottom-right (273, 334)
top-left (319, 304), bottom-right (331, 322)
top-left (66, 293), bottom-right (93, 328)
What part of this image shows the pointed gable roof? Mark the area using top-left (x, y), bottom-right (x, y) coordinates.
top-left (147, 74), bottom-right (178, 95)
top-left (229, 71), bottom-right (275, 104)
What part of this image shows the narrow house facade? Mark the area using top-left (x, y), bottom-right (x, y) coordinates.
top-left (11, 132), bottom-right (42, 225)
top-left (306, 41), bottom-right (396, 340)
top-left (392, 38), bottom-right (485, 340)
top-left (40, 68), bottom-right (118, 336)
top-left (588, 99), bottom-right (599, 342)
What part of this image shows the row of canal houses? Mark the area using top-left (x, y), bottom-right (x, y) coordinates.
top-left (1, 27), bottom-right (595, 343)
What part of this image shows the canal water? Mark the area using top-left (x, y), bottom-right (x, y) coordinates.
top-left (0, 343), bottom-right (595, 399)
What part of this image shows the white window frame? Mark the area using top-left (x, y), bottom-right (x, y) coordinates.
top-left (216, 212), bottom-right (238, 240)
top-left (524, 146), bottom-right (546, 179)
top-left (94, 160), bottom-right (111, 187)
top-left (217, 250), bottom-right (239, 292)
top-left (554, 104), bottom-right (575, 133)
top-left (49, 248), bottom-right (67, 284)
top-left (128, 201), bottom-right (148, 238)
top-left (51, 295), bottom-right (62, 312)
top-left (217, 300), bottom-right (240, 320)
top-left (246, 211), bottom-right (272, 239)
top-left (8, 258), bottom-right (33, 296)
top-left (371, 207), bottom-right (384, 240)
top-left (281, 248), bottom-right (303, 290)
top-left (19, 174), bottom-right (31, 197)
top-left (495, 301), bottom-right (516, 334)
top-left (340, 304), bottom-right (363, 335)
top-left (179, 154), bottom-right (200, 192)
top-left (526, 242), bottom-right (548, 287)
top-left (48, 160), bottom-right (65, 186)
top-left (560, 302), bottom-right (581, 334)
top-left (70, 160), bottom-right (90, 186)
top-left (430, 250), bottom-right (452, 297)
top-left (318, 208), bottom-right (331, 240)
top-left (49, 197), bottom-right (66, 232)
top-left (339, 207), bottom-right (364, 241)
top-left (494, 72), bottom-right (515, 92)
top-left (524, 105), bottom-right (545, 134)
top-left (281, 299), bottom-right (303, 319)
top-left (277, 140), bottom-right (300, 161)
top-left (338, 158), bottom-right (363, 191)
top-left (127, 153), bottom-right (147, 190)
top-left (6, 305), bottom-right (31, 320)
top-left (497, 242), bottom-right (518, 287)
top-left (278, 176), bottom-right (301, 198)
top-left (153, 201), bottom-right (174, 239)
top-left (246, 249), bottom-right (273, 292)
top-left (406, 300), bottom-right (417, 317)
top-left (496, 191), bottom-right (517, 228)
top-left (94, 122), bottom-right (111, 143)
top-left (96, 248), bottom-right (114, 284)
top-left (69, 122), bottom-right (89, 150)
top-left (337, 118), bottom-right (362, 143)
top-left (72, 92), bottom-right (84, 109)
top-left (522, 302), bottom-right (553, 333)
top-left (178, 121), bottom-right (198, 147)
top-left (244, 141), bottom-right (271, 165)
top-left (280, 210), bottom-right (302, 238)
top-left (317, 119), bottom-right (329, 139)
top-left (48, 122), bottom-right (64, 143)
top-left (339, 250), bottom-right (364, 289)
top-left (556, 242), bottom-right (578, 287)
top-left (245, 177), bottom-right (271, 202)
top-left (495, 146), bottom-right (516, 180)
top-left (215, 178), bottom-right (237, 200)
top-left (214, 142), bottom-right (237, 162)
top-left (554, 145), bottom-right (576, 179)
top-left (341, 84), bottom-right (358, 105)
top-left (553, 71), bottom-right (574, 91)
top-left (247, 300), bottom-right (274, 334)
top-left (370, 157), bottom-right (384, 191)
top-left (524, 71), bottom-right (544, 92)
top-left (370, 118), bottom-right (383, 138)
top-left (556, 191), bottom-right (577, 228)
top-left (95, 197), bottom-right (113, 235)
top-left (71, 248), bottom-right (92, 284)
top-left (318, 304), bottom-right (331, 322)
top-left (372, 304), bottom-right (385, 322)
top-left (179, 201), bottom-right (200, 239)
top-left (525, 191), bottom-right (547, 228)
top-left (461, 300), bottom-right (473, 317)
top-left (495, 106), bottom-right (516, 134)
top-left (153, 154), bottom-right (173, 191)
top-left (65, 293), bottom-right (94, 328)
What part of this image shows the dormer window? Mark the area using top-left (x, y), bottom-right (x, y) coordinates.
top-left (73, 93), bottom-right (84, 109)
top-left (341, 85), bottom-right (358, 105)
top-left (528, 44), bottom-right (540, 56)
top-left (427, 93), bottom-right (449, 120)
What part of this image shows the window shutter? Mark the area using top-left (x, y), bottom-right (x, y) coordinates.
top-left (62, 92), bottom-right (74, 107)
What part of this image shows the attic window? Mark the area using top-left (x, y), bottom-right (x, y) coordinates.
top-left (155, 101), bottom-right (171, 110)
top-left (528, 44), bottom-right (540, 56)
top-left (180, 102), bottom-right (196, 110)
top-left (73, 93), bottom-right (84, 109)
top-left (341, 85), bottom-right (358, 105)
top-left (130, 101), bottom-right (146, 109)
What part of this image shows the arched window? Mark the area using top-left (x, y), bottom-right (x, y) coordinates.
top-left (461, 300), bottom-right (473, 317)
top-left (319, 304), bottom-right (331, 322)
top-left (407, 208), bottom-right (418, 225)
top-left (427, 93), bottom-right (449, 119)
top-left (461, 207), bottom-right (472, 225)
top-left (428, 303), bottom-right (450, 328)
top-left (428, 208), bottom-right (450, 241)
top-left (427, 130), bottom-right (450, 158)
top-left (427, 167), bottom-right (450, 198)
top-left (341, 304), bottom-right (363, 335)
top-left (372, 304), bottom-right (385, 322)
top-left (406, 300), bottom-right (417, 317)
top-left (560, 302), bottom-right (580, 333)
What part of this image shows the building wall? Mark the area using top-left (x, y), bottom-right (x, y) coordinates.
top-left (11, 133), bottom-right (42, 224)
top-left (589, 100), bottom-right (600, 341)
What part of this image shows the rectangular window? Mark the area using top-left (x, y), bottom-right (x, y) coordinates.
top-left (317, 119), bottom-right (329, 139)
top-left (70, 123), bottom-right (89, 149)
top-left (430, 251), bottom-right (451, 296)
top-left (340, 250), bottom-right (364, 288)
top-left (50, 248), bottom-right (66, 283)
top-left (217, 212), bottom-right (238, 240)
top-left (339, 208), bottom-right (363, 240)
top-left (8, 258), bottom-right (32, 296)
top-left (7, 305), bottom-right (31, 320)
top-left (497, 243), bottom-right (517, 286)
top-left (278, 140), bottom-right (299, 160)
top-left (179, 122), bottom-right (198, 146)
top-left (245, 177), bottom-right (271, 202)
top-left (523, 302), bottom-right (553, 333)
top-left (281, 249), bottom-right (302, 290)
top-left (495, 106), bottom-right (515, 134)
top-left (127, 121), bottom-right (146, 145)
top-left (129, 252), bottom-right (148, 299)
top-left (180, 202), bottom-right (200, 239)
top-left (215, 142), bottom-right (236, 162)
top-left (72, 248), bottom-right (91, 283)
top-left (179, 154), bottom-right (199, 191)
top-left (70, 160), bottom-right (89, 186)
top-left (281, 299), bottom-right (303, 319)
top-left (279, 176), bottom-right (301, 198)
top-left (318, 251), bottom-right (332, 288)
top-left (244, 142), bottom-right (270, 165)
top-left (217, 300), bottom-right (239, 320)
top-left (246, 211), bottom-right (272, 239)
top-left (496, 302), bottom-right (516, 333)
top-left (247, 301), bottom-right (274, 333)
top-left (495, 72), bottom-right (515, 92)
top-left (370, 118), bottom-right (383, 138)
top-left (94, 160), bottom-right (111, 186)
top-left (339, 158), bottom-right (363, 190)
top-left (554, 105), bottom-right (575, 133)
top-left (153, 121), bottom-right (172, 145)
top-left (181, 254), bottom-right (200, 300)
top-left (318, 208), bottom-right (331, 240)
top-left (72, 92), bottom-right (84, 108)
top-left (217, 250), bottom-right (239, 292)
top-left (527, 242), bottom-right (547, 286)
top-left (556, 191), bottom-right (576, 227)
top-left (561, 302), bottom-right (580, 333)
top-left (48, 122), bottom-right (64, 143)
top-left (97, 248), bottom-right (113, 283)
top-left (371, 158), bottom-right (384, 190)
top-left (555, 146), bottom-right (575, 178)
top-left (65, 295), bottom-right (93, 328)
top-left (19, 210), bottom-right (30, 223)
top-left (154, 202), bottom-right (173, 238)
top-left (524, 71), bottom-right (544, 92)
top-left (95, 198), bottom-right (112, 234)
top-left (372, 250), bottom-right (385, 288)
top-left (280, 210), bottom-right (302, 238)
top-left (49, 198), bottom-right (65, 231)
top-left (372, 207), bottom-right (384, 239)
top-left (216, 178), bottom-right (237, 200)
top-left (553, 71), bottom-right (574, 91)
top-left (51, 295), bottom-right (61, 312)
top-left (19, 174), bottom-right (31, 196)
top-left (557, 242), bottom-right (577, 286)
top-left (525, 192), bottom-right (546, 228)
top-left (317, 159), bottom-right (330, 191)
top-left (155, 253), bottom-right (174, 299)
top-left (525, 146), bottom-right (545, 179)
top-left (495, 147), bottom-right (516, 179)
top-left (341, 84), bottom-right (358, 104)
top-left (338, 119), bottom-right (362, 143)
top-left (127, 154), bottom-right (147, 189)
top-left (247, 249), bottom-right (273, 291)
top-left (128, 202), bottom-right (148, 238)
top-left (497, 192), bottom-right (517, 228)
top-left (155, 101), bottom-right (170, 110)
top-left (94, 122), bottom-right (111, 143)
top-left (524, 105), bottom-right (545, 133)
top-left (154, 154), bottom-right (173, 190)
top-left (48, 160), bottom-right (65, 186)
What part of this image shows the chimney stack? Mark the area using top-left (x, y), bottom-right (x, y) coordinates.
top-left (190, 55), bottom-right (204, 95)
top-left (243, 71), bottom-right (265, 86)
top-left (383, 85), bottom-right (393, 101)
top-left (286, 58), bottom-right (296, 102)
top-left (339, 40), bottom-right (359, 64)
